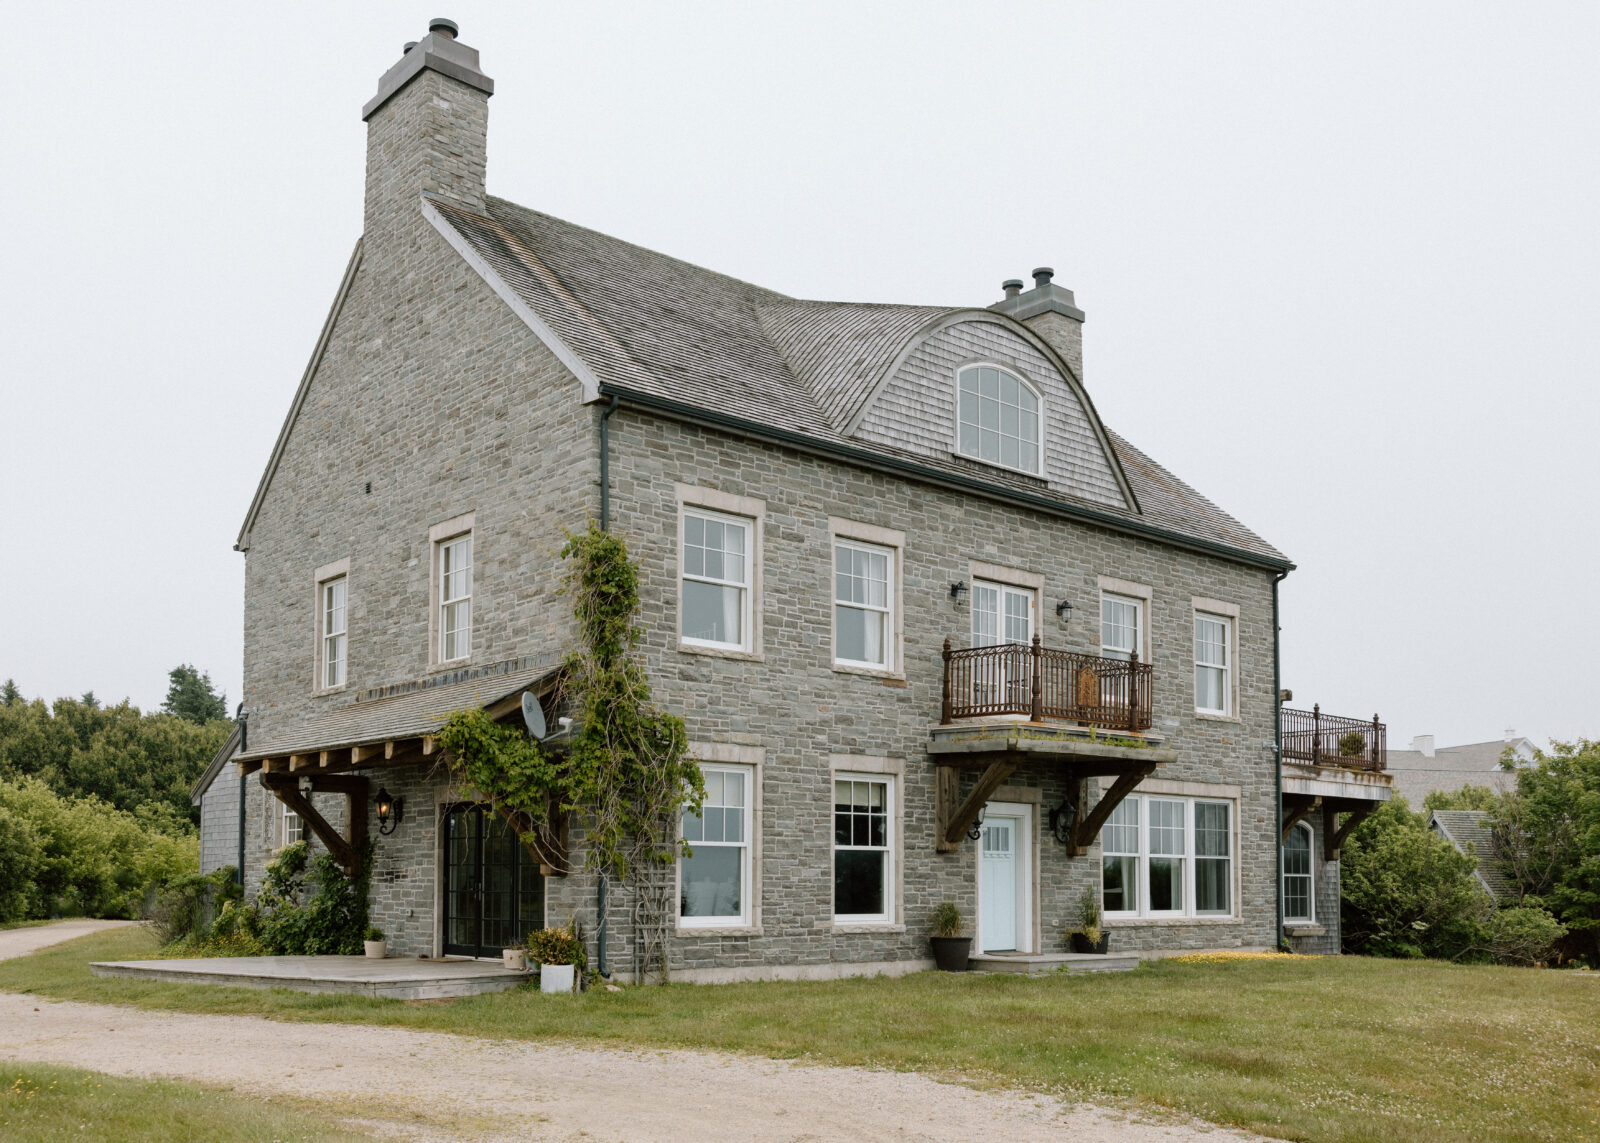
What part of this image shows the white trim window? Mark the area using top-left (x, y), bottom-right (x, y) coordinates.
top-left (281, 803), bottom-right (303, 847)
top-left (834, 774), bottom-right (893, 923)
top-left (320, 576), bottom-right (347, 689)
top-left (972, 580), bottom-right (1034, 647)
top-left (834, 539), bottom-right (892, 670)
top-left (1194, 613), bottom-right (1231, 715)
top-left (1283, 822), bottom-right (1314, 923)
top-left (1102, 795), bottom-right (1233, 919)
top-left (1101, 592), bottom-right (1143, 662)
top-left (680, 764), bottom-right (752, 927)
top-left (681, 509), bottom-right (751, 651)
top-left (956, 364), bottom-right (1042, 475)
top-left (438, 534), bottom-right (472, 663)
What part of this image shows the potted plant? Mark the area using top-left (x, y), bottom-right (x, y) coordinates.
top-left (527, 922), bottom-right (587, 993)
top-left (1338, 730), bottom-right (1367, 759)
top-left (363, 926), bottom-right (387, 959)
top-left (502, 945), bottom-right (528, 972)
top-left (1067, 887), bottom-right (1109, 954)
top-left (928, 902), bottom-right (972, 971)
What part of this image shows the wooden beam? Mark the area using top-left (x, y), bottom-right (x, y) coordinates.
top-left (1324, 802), bottom-right (1377, 861)
top-left (421, 736), bottom-right (436, 756)
top-left (1071, 763), bottom-right (1158, 856)
top-left (260, 758), bottom-right (281, 774)
top-left (351, 743), bottom-right (383, 765)
top-left (1282, 796), bottom-right (1321, 843)
top-left (288, 754), bottom-right (313, 773)
top-left (234, 760), bottom-right (263, 778)
top-left (934, 764), bottom-right (962, 854)
top-left (940, 759), bottom-right (1018, 850)
top-left (259, 772), bottom-right (358, 871)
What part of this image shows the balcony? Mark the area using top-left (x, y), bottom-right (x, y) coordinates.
top-left (1280, 705), bottom-right (1386, 771)
top-left (940, 635), bottom-right (1153, 731)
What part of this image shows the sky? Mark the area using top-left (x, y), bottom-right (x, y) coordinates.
top-left (2, 2), bottom-right (1596, 750)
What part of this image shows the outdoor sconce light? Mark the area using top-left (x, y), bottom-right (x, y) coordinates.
top-left (949, 581), bottom-right (968, 604)
top-left (966, 805), bottom-right (985, 842)
top-left (375, 787), bottom-right (404, 836)
top-left (1055, 598), bottom-right (1073, 622)
top-left (1049, 796), bottom-right (1078, 846)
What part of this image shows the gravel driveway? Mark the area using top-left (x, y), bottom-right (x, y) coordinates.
top-left (1, 921), bottom-right (1267, 1143)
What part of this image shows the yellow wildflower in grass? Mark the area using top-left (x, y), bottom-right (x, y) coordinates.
top-left (1167, 949), bottom-right (1311, 964)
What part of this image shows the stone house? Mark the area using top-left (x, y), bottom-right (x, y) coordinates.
top-left (199, 20), bottom-right (1390, 979)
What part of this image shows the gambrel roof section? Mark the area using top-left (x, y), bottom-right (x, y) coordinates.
top-left (234, 193), bottom-right (1286, 568)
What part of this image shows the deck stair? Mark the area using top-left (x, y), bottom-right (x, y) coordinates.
top-left (968, 951), bottom-right (1140, 975)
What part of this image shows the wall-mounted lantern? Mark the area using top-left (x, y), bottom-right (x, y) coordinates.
top-left (375, 787), bottom-right (405, 836)
top-left (966, 804), bottom-right (985, 841)
top-left (1054, 598), bottom-right (1073, 622)
top-left (1048, 796), bottom-right (1078, 846)
top-left (949, 581), bottom-right (968, 605)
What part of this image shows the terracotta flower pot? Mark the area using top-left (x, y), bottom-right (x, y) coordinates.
top-left (930, 936), bottom-right (973, 971)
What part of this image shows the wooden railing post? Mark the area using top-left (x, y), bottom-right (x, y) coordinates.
top-left (1312, 703), bottom-right (1321, 767)
top-left (1030, 635), bottom-right (1044, 722)
top-left (941, 637), bottom-right (953, 724)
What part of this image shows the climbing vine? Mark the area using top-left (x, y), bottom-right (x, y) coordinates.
top-left (437, 523), bottom-right (704, 882)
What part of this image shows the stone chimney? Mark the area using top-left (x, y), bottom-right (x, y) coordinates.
top-left (990, 267), bottom-right (1087, 379)
top-left (1411, 734), bottom-right (1435, 759)
top-left (362, 19), bottom-right (494, 237)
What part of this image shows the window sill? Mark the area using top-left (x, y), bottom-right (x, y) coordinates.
top-left (1193, 710), bottom-right (1241, 724)
top-left (430, 656), bottom-right (475, 672)
top-left (830, 923), bottom-right (904, 934)
top-left (830, 661), bottom-right (904, 682)
top-left (312, 684), bottom-right (349, 699)
top-left (949, 449), bottom-right (1048, 484)
top-left (676, 924), bottom-right (761, 938)
top-left (678, 641), bottom-right (764, 663)
top-left (1105, 916), bottom-right (1242, 927)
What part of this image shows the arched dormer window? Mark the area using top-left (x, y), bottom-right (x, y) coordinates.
top-left (1283, 822), bottom-right (1314, 923)
top-left (956, 365), bottom-right (1041, 475)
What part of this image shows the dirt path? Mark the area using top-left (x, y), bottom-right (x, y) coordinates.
top-left (0, 918), bottom-right (135, 960)
top-left (1, 923), bottom-right (1267, 1142)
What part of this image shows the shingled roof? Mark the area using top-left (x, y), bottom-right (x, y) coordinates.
top-left (1430, 810), bottom-right (1518, 900)
top-left (424, 195), bottom-right (1289, 570)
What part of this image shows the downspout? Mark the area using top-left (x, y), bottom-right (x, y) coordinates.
top-left (596, 392), bottom-right (619, 979)
top-left (1272, 570), bottom-right (1288, 951)
top-left (235, 706), bottom-right (248, 888)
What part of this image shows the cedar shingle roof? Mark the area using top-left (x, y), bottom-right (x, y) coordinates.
top-left (426, 196), bottom-right (1288, 569)
top-left (1430, 810), bottom-right (1518, 900)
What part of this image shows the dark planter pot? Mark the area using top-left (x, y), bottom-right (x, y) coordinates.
top-left (1070, 932), bottom-right (1110, 955)
top-left (930, 936), bottom-right (973, 971)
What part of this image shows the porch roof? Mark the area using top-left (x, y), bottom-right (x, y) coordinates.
top-left (236, 657), bottom-right (562, 763)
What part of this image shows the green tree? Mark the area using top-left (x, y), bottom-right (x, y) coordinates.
top-left (1, 679), bottom-right (21, 707)
top-left (161, 665), bottom-right (228, 725)
top-left (1423, 784), bottom-right (1500, 812)
top-left (0, 803), bottom-right (41, 921)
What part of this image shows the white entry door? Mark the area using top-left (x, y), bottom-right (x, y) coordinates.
top-left (977, 803), bottom-right (1032, 954)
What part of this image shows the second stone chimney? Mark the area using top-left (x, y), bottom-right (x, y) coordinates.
top-left (362, 19), bottom-right (494, 237)
top-left (1411, 734), bottom-right (1436, 759)
top-left (990, 267), bottom-right (1087, 379)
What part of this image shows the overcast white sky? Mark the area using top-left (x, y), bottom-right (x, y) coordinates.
top-left (2, 3), bottom-right (1596, 750)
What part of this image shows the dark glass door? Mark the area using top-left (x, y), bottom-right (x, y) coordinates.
top-left (443, 804), bottom-right (544, 957)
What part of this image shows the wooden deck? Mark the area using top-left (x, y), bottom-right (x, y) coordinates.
top-left (90, 955), bottom-right (529, 1000)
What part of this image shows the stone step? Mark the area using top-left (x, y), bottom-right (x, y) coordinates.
top-left (968, 951), bottom-right (1141, 975)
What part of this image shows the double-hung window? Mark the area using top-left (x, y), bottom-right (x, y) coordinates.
top-left (321, 577), bottom-right (347, 689)
top-left (438, 535), bottom-right (472, 662)
top-left (956, 365), bottom-right (1041, 474)
top-left (834, 775), bottom-right (892, 923)
top-left (681, 509), bottom-right (750, 651)
top-left (1194, 613), bottom-right (1231, 715)
top-left (834, 540), bottom-right (892, 670)
top-left (281, 803), bottom-right (303, 847)
top-left (1283, 823), bottom-right (1314, 923)
top-left (1101, 794), bottom-right (1233, 919)
top-left (680, 764), bottom-right (751, 927)
top-left (1101, 593), bottom-right (1143, 662)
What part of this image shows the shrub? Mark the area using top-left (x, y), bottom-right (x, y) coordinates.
top-left (1480, 905), bottom-right (1567, 966)
top-left (1338, 730), bottom-right (1368, 758)
top-left (0, 805), bottom-right (41, 922)
top-left (929, 901), bottom-right (964, 938)
top-left (1074, 886), bottom-right (1103, 945)
top-left (526, 922), bottom-right (587, 969)
top-left (239, 842), bottom-right (372, 955)
top-left (147, 867), bottom-right (240, 947)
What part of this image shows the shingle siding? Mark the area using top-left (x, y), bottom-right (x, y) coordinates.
top-left (198, 768), bottom-right (240, 875)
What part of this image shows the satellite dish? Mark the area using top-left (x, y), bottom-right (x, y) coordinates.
top-left (520, 692), bottom-right (547, 741)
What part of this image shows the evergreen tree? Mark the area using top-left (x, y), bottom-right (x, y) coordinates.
top-left (161, 665), bottom-right (228, 725)
top-left (1, 679), bottom-right (20, 707)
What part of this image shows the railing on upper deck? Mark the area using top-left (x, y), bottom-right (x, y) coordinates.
top-left (1280, 705), bottom-right (1386, 771)
top-left (940, 635), bottom-right (1154, 731)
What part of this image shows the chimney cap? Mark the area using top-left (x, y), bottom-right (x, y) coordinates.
top-left (1032, 267), bottom-right (1055, 286)
top-left (403, 41), bottom-right (418, 53)
top-left (1001, 279), bottom-right (1024, 299)
top-left (429, 18), bottom-right (460, 39)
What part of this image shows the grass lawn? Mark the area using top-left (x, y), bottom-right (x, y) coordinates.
top-left (4, 927), bottom-right (1598, 1143)
top-left (0, 1062), bottom-right (370, 1142)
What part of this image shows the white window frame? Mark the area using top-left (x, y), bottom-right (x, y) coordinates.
top-left (678, 760), bottom-right (755, 930)
top-left (971, 579), bottom-right (1037, 647)
top-left (428, 513), bottom-right (476, 668)
top-left (1100, 590), bottom-right (1145, 662)
top-left (280, 802), bottom-right (303, 848)
top-left (832, 755), bottom-right (908, 928)
top-left (311, 557), bottom-right (350, 693)
top-left (952, 362), bottom-right (1045, 477)
top-left (1191, 597), bottom-right (1241, 721)
top-left (321, 577), bottom-right (347, 690)
top-left (676, 485), bottom-right (764, 660)
top-left (1100, 793), bottom-right (1236, 921)
top-left (830, 518), bottom-right (905, 677)
top-left (1283, 821), bottom-right (1315, 924)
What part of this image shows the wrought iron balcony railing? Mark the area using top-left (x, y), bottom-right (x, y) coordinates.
top-left (1280, 705), bottom-right (1386, 771)
top-left (940, 635), bottom-right (1153, 731)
